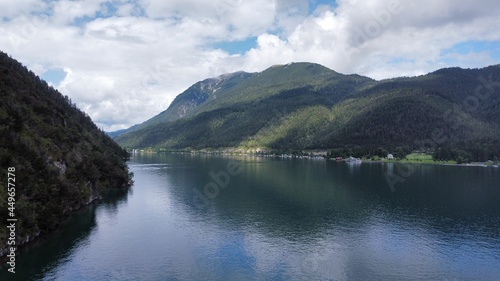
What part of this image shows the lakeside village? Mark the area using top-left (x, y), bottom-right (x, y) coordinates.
top-left (129, 148), bottom-right (499, 168)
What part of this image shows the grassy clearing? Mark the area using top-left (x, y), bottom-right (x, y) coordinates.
top-left (405, 153), bottom-right (433, 162)
top-left (372, 153), bottom-right (457, 165)
top-left (403, 153), bottom-right (456, 164)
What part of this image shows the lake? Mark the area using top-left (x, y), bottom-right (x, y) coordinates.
top-left (2, 153), bottom-right (500, 280)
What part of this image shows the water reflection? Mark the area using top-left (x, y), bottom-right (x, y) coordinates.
top-left (0, 186), bottom-right (132, 281)
top-left (99, 186), bottom-right (132, 217)
top-left (5, 154), bottom-right (500, 280)
top-left (140, 154), bottom-right (500, 242)
top-left (148, 154), bottom-right (500, 279)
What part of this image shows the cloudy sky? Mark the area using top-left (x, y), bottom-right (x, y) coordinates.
top-left (1, 0), bottom-right (499, 131)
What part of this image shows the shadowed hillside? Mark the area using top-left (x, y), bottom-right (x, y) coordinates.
top-left (0, 51), bottom-right (133, 256)
top-left (115, 63), bottom-right (500, 162)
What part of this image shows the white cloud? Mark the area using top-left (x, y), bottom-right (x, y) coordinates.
top-left (274, 0), bottom-right (310, 36)
top-left (240, 0), bottom-right (500, 78)
top-left (0, 0), bottom-right (499, 131)
top-left (0, 0), bottom-right (45, 19)
top-left (50, 0), bottom-right (104, 24)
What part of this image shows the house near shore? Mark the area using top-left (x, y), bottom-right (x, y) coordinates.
top-left (387, 154), bottom-right (394, 160)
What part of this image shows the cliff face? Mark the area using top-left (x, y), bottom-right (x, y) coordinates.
top-left (0, 51), bottom-right (133, 256)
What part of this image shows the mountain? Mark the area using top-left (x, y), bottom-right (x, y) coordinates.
top-left (106, 128), bottom-right (128, 138)
top-left (0, 51), bottom-right (133, 257)
top-left (113, 62), bottom-right (351, 137)
top-left (119, 71), bottom-right (256, 135)
top-left (115, 62), bottom-right (500, 161)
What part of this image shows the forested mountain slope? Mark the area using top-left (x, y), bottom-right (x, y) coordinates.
top-left (0, 51), bottom-right (133, 256)
top-left (115, 63), bottom-right (500, 161)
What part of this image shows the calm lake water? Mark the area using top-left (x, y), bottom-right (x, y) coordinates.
top-left (2, 153), bottom-right (500, 280)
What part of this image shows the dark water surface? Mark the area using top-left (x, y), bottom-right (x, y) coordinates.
top-left (2, 153), bottom-right (499, 280)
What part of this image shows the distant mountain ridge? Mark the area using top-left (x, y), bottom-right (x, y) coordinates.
top-left (123, 71), bottom-right (256, 134)
top-left (114, 62), bottom-right (351, 136)
top-left (115, 62), bottom-right (500, 161)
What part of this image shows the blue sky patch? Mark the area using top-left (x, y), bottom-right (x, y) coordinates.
top-left (442, 40), bottom-right (500, 60)
top-left (42, 68), bottom-right (67, 85)
top-left (213, 37), bottom-right (258, 55)
top-left (310, 0), bottom-right (338, 12)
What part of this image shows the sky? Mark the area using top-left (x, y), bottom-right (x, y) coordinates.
top-left (1, 0), bottom-right (499, 131)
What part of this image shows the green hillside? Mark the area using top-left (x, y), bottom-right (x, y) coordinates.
top-left (122, 71), bottom-right (256, 134)
top-left (115, 63), bottom-right (500, 162)
top-left (0, 51), bottom-right (133, 256)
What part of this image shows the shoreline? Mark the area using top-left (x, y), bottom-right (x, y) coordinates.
top-left (360, 159), bottom-right (498, 168)
top-left (0, 186), bottom-right (118, 260)
top-left (130, 149), bottom-right (499, 168)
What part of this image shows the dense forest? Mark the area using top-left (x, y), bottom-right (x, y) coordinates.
top-left (115, 62), bottom-right (500, 162)
top-left (0, 51), bottom-right (133, 257)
